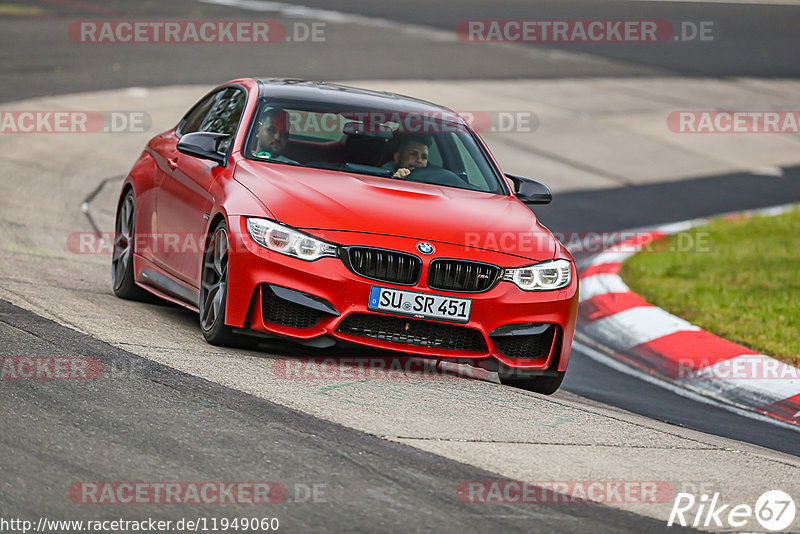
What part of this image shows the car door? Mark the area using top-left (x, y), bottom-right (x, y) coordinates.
top-left (155, 87), bottom-right (246, 286)
top-left (145, 90), bottom-right (217, 268)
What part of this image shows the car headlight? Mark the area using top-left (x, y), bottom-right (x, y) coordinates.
top-left (502, 259), bottom-right (572, 291)
top-left (246, 218), bottom-right (338, 261)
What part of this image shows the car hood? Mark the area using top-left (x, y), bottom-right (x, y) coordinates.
top-left (234, 161), bottom-right (556, 261)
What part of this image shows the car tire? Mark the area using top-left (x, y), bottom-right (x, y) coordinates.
top-left (112, 190), bottom-right (158, 302)
top-left (199, 220), bottom-right (238, 346)
top-left (499, 372), bottom-right (565, 395)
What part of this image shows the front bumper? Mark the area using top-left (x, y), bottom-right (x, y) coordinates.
top-left (225, 216), bottom-right (578, 371)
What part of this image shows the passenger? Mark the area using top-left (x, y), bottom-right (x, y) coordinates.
top-left (254, 109), bottom-right (298, 164)
top-left (383, 134), bottom-right (431, 178)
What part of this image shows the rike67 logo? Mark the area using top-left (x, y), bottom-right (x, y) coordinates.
top-left (668, 490), bottom-right (796, 531)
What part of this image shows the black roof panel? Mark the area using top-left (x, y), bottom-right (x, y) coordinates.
top-left (253, 78), bottom-right (455, 115)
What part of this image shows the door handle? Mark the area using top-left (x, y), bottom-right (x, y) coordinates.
top-left (167, 157), bottom-right (179, 170)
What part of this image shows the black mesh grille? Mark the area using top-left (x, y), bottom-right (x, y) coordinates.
top-left (427, 259), bottom-right (500, 293)
top-left (336, 313), bottom-right (487, 352)
top-left (262, 286), bottom-right (325, 329)
top-left (493, 326), bottom-right (557, 359)
top-left (345, 247), bottom-right (421, 285)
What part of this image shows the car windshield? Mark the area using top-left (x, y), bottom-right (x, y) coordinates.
top-left (244, 99), bottom-right (507, 194)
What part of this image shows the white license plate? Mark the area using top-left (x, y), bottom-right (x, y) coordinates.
top-left (368, 286), bottom-right (471, 323)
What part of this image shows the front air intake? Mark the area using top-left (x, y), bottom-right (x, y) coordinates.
top-left (343, 247), bottom-right (421, 285)
top-left (427, 259), bottom-right (500, 293)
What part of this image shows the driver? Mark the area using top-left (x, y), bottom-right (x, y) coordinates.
top-left (382, 134), bottom-right (431, 178)
top-left (255, 108), bottom-right (298, 164)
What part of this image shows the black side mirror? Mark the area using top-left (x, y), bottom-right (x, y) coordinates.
top-left (505, 174), bottom-right (552, 205)
top-left (176, 132), bottom-right (229, 166)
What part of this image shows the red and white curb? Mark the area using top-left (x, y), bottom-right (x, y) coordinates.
top-left (574, 204), bottom-right (800, 427)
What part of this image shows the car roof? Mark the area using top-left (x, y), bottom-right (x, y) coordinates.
top-left (253, 78), bottom-right (457, 116)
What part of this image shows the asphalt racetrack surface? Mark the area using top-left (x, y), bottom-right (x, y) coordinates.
top-left (5, 0), bottom-right (800, 102)
top-left (1, 299), bottom-right (685, 533)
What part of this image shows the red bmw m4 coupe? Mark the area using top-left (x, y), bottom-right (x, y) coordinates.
top-left (113, 78), bottom-right (578, 394)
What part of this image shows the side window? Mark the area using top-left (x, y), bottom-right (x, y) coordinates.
top-left (198, 88), bottom-right (246, 153)
top-left (178, 88), bottom-right (246, 153)
top-left (179, 92), bottom-right (219, 136)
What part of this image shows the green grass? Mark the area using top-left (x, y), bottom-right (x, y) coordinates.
top-left (619, 208), bottom-right (800, 367)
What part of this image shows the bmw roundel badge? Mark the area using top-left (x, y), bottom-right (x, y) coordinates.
top-left (417, 242), bottom-right (435, 255)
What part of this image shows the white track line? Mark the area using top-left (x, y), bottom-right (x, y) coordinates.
top-left (579, 274), bottom-right (630, 302)
top-left (583, 306), bottom-right (701, 350)
top-left (577, 202), bottom-right (800, 430)
top-left (696, 355), bottom-right (800, 402)
top-left (573, 339), bottom-right (800, 432)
